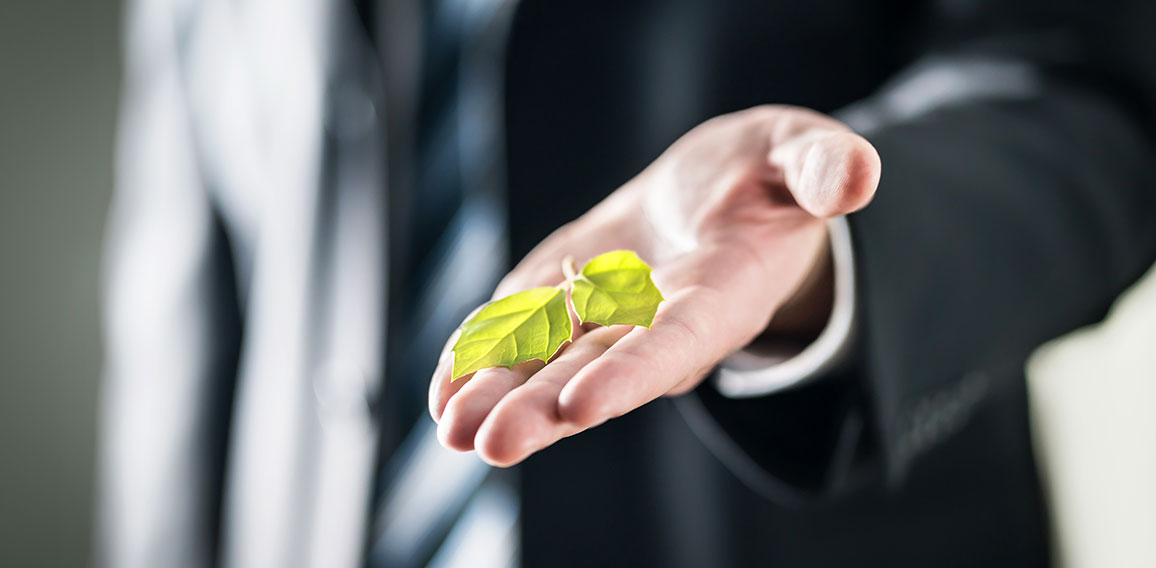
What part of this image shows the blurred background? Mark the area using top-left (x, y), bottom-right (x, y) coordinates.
top-left (0, 1), bottom-right (119, 566)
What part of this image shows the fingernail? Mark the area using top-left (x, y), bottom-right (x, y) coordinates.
top-left (429, 350), bottom-right (455, 422)
top-left (434, 349), bottom-right (453, 382)
top-left (434, 349), bottom-right (448, 374)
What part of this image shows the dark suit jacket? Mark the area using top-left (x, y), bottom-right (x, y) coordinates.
top-left (502, 0), bottom-right (1156, 566)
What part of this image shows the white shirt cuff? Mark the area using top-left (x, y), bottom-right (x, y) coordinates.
top-left (713, 216), bottom-right (857, 398)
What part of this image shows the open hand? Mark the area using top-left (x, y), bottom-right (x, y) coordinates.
top-left (429, 105), bottom-right (881, 466)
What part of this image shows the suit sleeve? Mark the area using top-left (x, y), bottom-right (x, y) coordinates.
top-left (676, 0), bottom-right (1156, 502)
top-left (96, 1), bottom-right (241, 566)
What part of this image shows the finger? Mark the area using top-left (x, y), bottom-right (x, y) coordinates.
top-left (554, 246), bottom-right (776, 429)
top-left (436, 360), bottom-right (541, 451)
top-left (428, 311), bottom-right (485, 423)
top-left (432, 200), bottom-right (645, 423)
top-left (472, 325), bottom-right (632, 467)
top-left (555, 292), bottom-right (723, 428)
top-left (429, 276), bottom-right (589, 425)
top-left (428, 345), bottom-right (460, 422)
top-left (765, 108), bottom-right (881, 218)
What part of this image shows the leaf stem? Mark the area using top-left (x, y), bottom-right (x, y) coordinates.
top-left (561, 255), bottom-right (578, 281)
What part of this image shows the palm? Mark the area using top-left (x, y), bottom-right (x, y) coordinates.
top-left (430, 105), bottom-right (880, 466)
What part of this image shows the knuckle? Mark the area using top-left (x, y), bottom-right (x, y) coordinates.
top-left (663, 311), bottom-right (703, 347)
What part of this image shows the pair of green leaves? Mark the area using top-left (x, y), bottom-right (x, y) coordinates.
top-left (450, 250), bottom-right (665, 381)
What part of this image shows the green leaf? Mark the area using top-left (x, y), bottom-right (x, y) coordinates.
top-left (451, 286), bottom-right (573, 381)
top-left (571, 250), bottom-right (664, 328)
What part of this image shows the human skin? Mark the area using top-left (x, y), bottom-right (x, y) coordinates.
top-left (429, 105), bottom-right (882, 467)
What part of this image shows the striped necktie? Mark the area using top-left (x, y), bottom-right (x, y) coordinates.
top-left (360, 0), bottom-right (520, 566)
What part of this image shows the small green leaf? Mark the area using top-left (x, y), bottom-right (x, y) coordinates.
top-left (571, 250), bottom-right (664, 328)
top-left (451, 286), bottom-right (573, 381)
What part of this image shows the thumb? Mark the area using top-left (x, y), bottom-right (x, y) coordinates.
top-left (766, 110), bottom-right (881, 218)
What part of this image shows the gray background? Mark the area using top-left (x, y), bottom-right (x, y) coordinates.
top-left (0, 0), bottom-right (120, 566)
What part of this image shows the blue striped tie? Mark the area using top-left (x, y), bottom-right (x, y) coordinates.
top-left (364, 0), bottom-right (519, 566)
